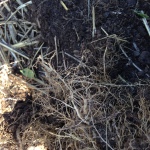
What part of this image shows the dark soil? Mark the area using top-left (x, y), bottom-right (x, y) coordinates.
top-left (3, 94), bottom-right (64, 141)
top-left (30, 0), bottom-right (150, 148)
top-left (29, 0), bottom-right (150, 82)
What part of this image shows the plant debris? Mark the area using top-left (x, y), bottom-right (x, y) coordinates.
top-left (0, 0), bottom-right (150, 149)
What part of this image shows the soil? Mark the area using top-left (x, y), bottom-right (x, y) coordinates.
top-left (2, 0), bottom-right (150, 149)
top-left (3, 94), bottom-right (64, 141)
top-left (29, 0), bottom-right (150, 82)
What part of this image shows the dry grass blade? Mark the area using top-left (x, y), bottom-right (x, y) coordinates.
top-left (0, 0), bottom-right (9, 6)
top-left (92, 6), bottom-right (96, 37)
top-left (0, 48), bottom-right (9, 64)
top-left (60, 0), bottom-right (69, 11)
top-left (0, 40), bottom-right (29, 59)
top-left (12, 40), bottom-right (39, 48)
top-left (88, 0), bottom-right (91, 19)
top-left (7, 1), bottom-right (32, 22)
top-left (141, 11), bottom-right (150, 36)
top-left (0, 21), bottom-right (17, 25)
